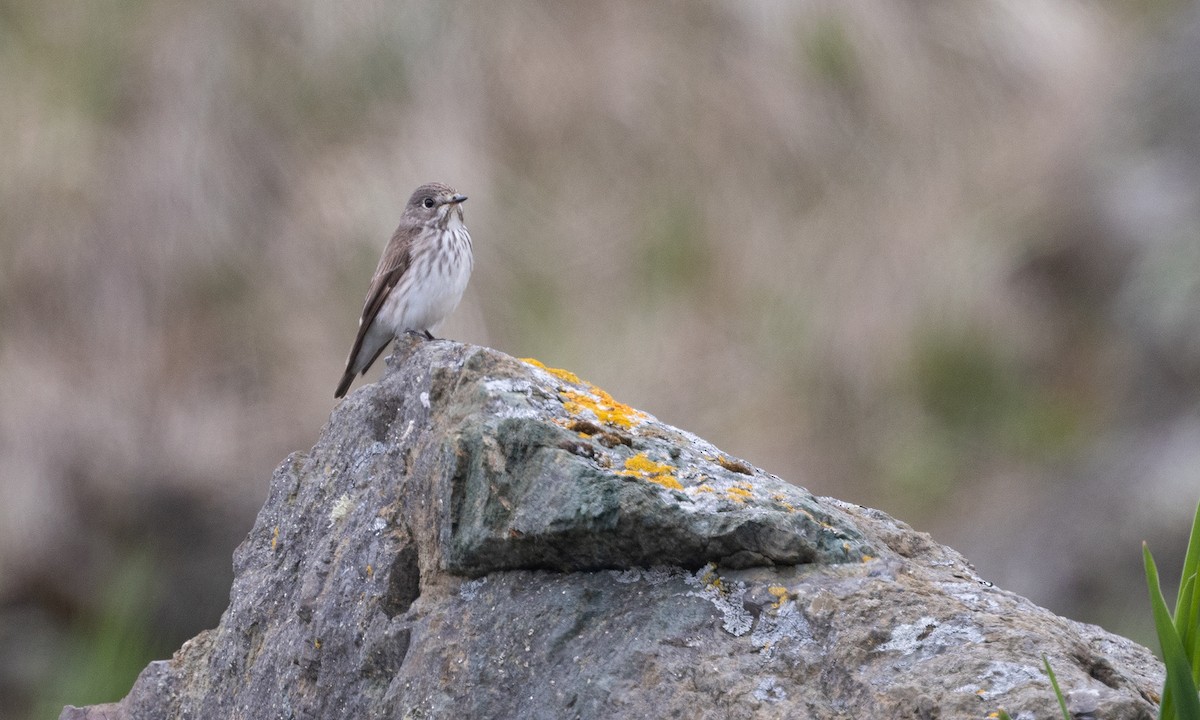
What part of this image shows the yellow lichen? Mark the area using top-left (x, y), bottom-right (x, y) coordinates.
top-left (622, 453), bottom-right (673, 475)
top-left (559, 387), bottom-right (644, 429)
top-left (521, 358), bottom-right (645, 428)
top-left (770, 493), bottom-right (796, 512)
top-left (521, 357), bottom-right (582, 385)
top-left (271, 526), bottom-right (279, 551)
top-left (647, 475), bottom-right (683, 490)
top-left (618, 452), bottom-right (682, 490)
top-left (768, 585), bottom-right (789, 608)
top-left (698, 564), bottom-right (724, 591)
top-left (726, 484), bottom-right (753, 502)
top-left (694, 484), bottom-right (715, 494)
top-left (860, 555), bottom-right (874, 563)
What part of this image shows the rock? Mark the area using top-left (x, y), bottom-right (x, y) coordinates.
top-left (62, 340), bottom-right (1164, 719)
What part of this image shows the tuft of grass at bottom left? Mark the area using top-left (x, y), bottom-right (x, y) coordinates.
top-left (34, 551), bottom-right (163, 719)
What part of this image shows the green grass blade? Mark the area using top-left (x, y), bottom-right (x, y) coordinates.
top-left (1145, 542), bottom-right (1200, 720)
top-left (1178, 573), bottom-right (1198, 687)
top-left (1175, 501), bottom-right (1200, 623)
top-left (1189, 573), bottom-right (1200, 689)
top-left (1173, 499), bottom-right (1200, 691)
top-left (1042, 655), bottom-right (1071, 720)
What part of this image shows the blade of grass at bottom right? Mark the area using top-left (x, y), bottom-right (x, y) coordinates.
top-left (1145, 541), bottom-right (1200, 720)
top-left (1173, 501), bottom-right (1200, 690)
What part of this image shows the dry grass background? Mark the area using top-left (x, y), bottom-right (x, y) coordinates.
top-left (3, 0), bottom-right (1199, 714)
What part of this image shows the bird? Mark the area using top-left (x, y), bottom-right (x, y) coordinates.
top-left (335, 182), bottom-right (472, 399)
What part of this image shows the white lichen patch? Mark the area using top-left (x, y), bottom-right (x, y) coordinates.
top-left (750, 601), bottom-right (811, 653)
top-left (685, 565), bottom-right (753, 636)
top-left (640, 566), bottom-right (687, 585)
top-left (877, 616), bottom-right (983, 656)
top-left (956, 661), bottom-right (1047, 699)
top-left (396, 421), bottom-right (415, 445)
top-left (350, 441), bottom-right (388, 475)
top-left (329, 494), bottom-right (354, 526)
top-left (419, 391), bottom-right (431, 409)
top-left (610, 569), bottom-right (643, 584)
top-left (483, 377), bottom-right (536, 395)
top-left (482, 378), bottom-right (553, 419)
top-left (609, 566), bottom-right (689, 585)
top-left (710, 590), bottom-right (753, 636)
top-left (459, 577), bottom-right (489, 601)
top-left (936, 581), bottom-right (1001, 612)
top-left (493, 404), bottom-right (543, 420)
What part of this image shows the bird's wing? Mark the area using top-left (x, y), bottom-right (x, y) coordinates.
top-left (335, 229), bottom-right (412, 397)
top-left (359, 234), bottom-right (412, 332)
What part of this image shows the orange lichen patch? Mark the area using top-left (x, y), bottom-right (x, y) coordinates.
top-left (645, 474), bottom-right (683, 490)
top-left (271, 526), bottom-right (279, 551)
top-left (520, 357), bottom-right (582, 385)
top-left (623, 453), bottom-right (672, 476)
top-left (560, 387), bottom-right (645, 429)
top-left (698, 564), bottom-right (724, 591)
top-left (618, 452), bottom-right (682, 490)
top-left (366, 564), bottom-right (374, 577)
top-left (521, 358), bottom-right (646, 428)
top-left (860, 555), bottom-right (874, 563)
top-left (770, 493), bottom-right (796, 512)
top-left (768, 585), bottom-right (789, 608)
top-left (726, 482), bottom-right (754, 503)
top-left (694, 484), bottom-right (715, 494)
top-left (550, 367), bottom-right (583, 385)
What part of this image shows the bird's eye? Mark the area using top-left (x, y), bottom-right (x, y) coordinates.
top-left (422, 197), bottom-right (435, 209)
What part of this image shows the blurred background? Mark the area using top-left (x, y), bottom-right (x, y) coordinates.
top-left (3, 0), bottom-right (1200, 716)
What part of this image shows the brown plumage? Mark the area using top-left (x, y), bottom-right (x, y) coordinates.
top-left (335, 182), bottom-right (472, 399)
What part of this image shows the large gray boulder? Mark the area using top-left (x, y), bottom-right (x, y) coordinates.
top-left (63, 340), bottom-right (1163, 719)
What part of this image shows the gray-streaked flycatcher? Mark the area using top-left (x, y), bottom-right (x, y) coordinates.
top-left (335, 182), bottom-right (472, 399)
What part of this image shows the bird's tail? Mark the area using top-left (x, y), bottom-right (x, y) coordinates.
top-left (334, 330), bottom-right (392, 399)
top-left (334, 370), bottom-right (356, 399)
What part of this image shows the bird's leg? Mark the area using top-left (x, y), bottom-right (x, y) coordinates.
top-left (422, 330), bottom-right (436, 341)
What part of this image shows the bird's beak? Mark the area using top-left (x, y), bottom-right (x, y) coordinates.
top-left (446, 194), bottom-right (468, 205)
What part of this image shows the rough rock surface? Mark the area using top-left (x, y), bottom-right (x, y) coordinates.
top-left (63, 340), bottom-right (1163, 719)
